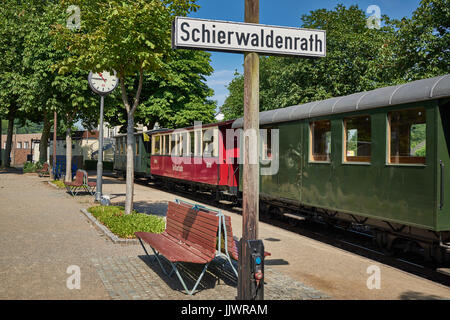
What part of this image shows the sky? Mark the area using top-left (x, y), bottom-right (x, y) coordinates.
top-left (188, 0), bottom-right (422, 112)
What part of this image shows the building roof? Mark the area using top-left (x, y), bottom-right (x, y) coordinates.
top-left (232, 74), bottom-right (450, 128)
top-left (49, 130), bottom-right (99, 140)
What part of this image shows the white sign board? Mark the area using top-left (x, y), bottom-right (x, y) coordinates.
top-left (172, 17), bottom-right (326, 57)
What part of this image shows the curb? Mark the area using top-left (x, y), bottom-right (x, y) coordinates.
top-left (47, 181), bottom-right (60, 189)
top-left (80, 208), bottom-right (139, 245)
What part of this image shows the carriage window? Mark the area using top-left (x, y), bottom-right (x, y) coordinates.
top-left (261, 128), bottom-right (273, 160)
top-left (152, 136), bottom-right (161, 155)
top-left (310, 121), bottom-right (331, 162)
top-left (190, 131), bottom-right (195, 156)
top-left (136, 138), bottom-right (139, 156)
top-left (202, 129), bottom-right (216, 157)
top-left (389, 108), bottom-right (426, 164)
top-left (179, 132), bottom-right (187, 156)
top-left (195, 130), bottom-right (202, 156)
top-left (171, 133), bottom-right (177, 156)
top-left (344, 115), bottom-right (371, 163)
top-left (163, 135), bottom-right (170, 155)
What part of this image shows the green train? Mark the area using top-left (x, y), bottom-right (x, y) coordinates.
top-left (113, 74), bottom-right (450, 262)
top-left (233, 74), bottom-right (450, 262)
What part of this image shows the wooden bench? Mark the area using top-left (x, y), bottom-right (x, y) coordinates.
top-left (80, 170), bottom-right (96, 195)
top-left (136, 200), bottom-right (271, 295)
top-left (64, 170), bottom-right (85, 196)
top-left (177, 201), bottom-right (271, 274)
top-left (37, 163), bottom-right (49, 177)
top-left (135, 201), bottom-right (220, 295)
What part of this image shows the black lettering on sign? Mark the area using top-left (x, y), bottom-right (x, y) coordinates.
top-left (180, 22), bottom-right (190, 41)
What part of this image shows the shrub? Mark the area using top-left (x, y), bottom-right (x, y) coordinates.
top-left (84, 160), bottom-right (113, 171)
top-left (88, 205), bottom-right (165, 239)
top-left (23, 161), bottom-right (37, 173)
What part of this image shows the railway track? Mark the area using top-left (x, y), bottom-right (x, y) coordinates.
top-left (129, 176), bottom-right (450, 288)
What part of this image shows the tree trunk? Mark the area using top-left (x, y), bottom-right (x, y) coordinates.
top-left (120, 66), bottom-right (143, 215)
top-left (39, 111), bottom-right (51, 164)
top-left (124, 112), bottom-right (135, 214)
top-left (65, 126), bottom-right (72, 182)
top-left (4, 117), bottom-right (14, 167)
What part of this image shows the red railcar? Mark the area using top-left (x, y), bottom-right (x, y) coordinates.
top-left (150, 120), bottom-right (240, 198)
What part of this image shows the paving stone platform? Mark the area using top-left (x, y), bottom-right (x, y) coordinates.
top-left (91, 255), bottom-right (329, 300)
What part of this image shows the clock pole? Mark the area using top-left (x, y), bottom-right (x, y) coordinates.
top-left (95, 95), bottom-right (105, 202)
top-left (88, 70), bottom-right (118, 203)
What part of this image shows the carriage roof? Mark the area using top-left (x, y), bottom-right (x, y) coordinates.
top-left (232, 74), bottom-right (450, 128)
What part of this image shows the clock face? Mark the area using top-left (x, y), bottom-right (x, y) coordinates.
top-left (88, 70), bottom-right (118, 95)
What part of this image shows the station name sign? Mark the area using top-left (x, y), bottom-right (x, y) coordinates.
top-left (172, 17), bottom-right (326, 57)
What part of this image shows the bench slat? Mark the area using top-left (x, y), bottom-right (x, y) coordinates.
top-left (168, 211), bottom-right (219, 233)
top-left (166, 219), bottom-right (217, 247)
top-left (136, 231), bottom-right (213, 263)
top-left (169, 205), bottom-right (219, 229)
top-left (166, 212), bottom-right (219, 238)
top-left (169, 203), bottom-right (220, 225)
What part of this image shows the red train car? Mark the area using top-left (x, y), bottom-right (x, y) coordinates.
top-left (150, 120), bottom-right (240, 199)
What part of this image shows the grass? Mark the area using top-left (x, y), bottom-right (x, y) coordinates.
top-left (87, 205), bottom-right (165, 239)
top-left (51, 180), bottom-right (66, 188)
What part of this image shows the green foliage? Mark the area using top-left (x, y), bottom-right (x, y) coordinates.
top-left (53, 0), bottom-right (197, 76)
top-left (23, 161), bottom-right (42, 173)
top-left (135, 50), bottom-right (216, 128)
top-left (51, 180), bottom-right (66, 188)
top-left (84, 160), bottom-right (113, 171)
top-left (1, 119), bottom-right (44, 134)
top-left (88, 205), bottom-right (166, 239)
top-left (389, 0), bottom-right (450, 80)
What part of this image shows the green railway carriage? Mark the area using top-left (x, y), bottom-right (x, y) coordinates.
top-left (113, 130), bottom-right (160, 178)
top-left (232, 74), bottom-right (450, 261)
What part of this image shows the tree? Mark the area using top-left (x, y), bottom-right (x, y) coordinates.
top-left (222, 5), bottom-right (401, 119)
top-left (21, 3), bottom-right (98, 178)
top-left (388, 0), bottom-right (449, 81)
top-left (135, 49), bottom-right (216, 129)
top-left (52, 0), bottom-right (199, 213)
top-left (0, 0), bottom-right (32, 167)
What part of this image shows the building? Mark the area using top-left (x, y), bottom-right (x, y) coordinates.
top-left (44, 130), bottom-right (115, 165)
top-left (1, 133), bottom-right (42, 166)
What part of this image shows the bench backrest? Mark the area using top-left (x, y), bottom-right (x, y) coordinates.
top-left (73, 170), bottom-right (85, 185)
top-left (175, 200), bottom-right (239, 260)
top-left (221, 215), bottom-right (239, 260)
top-left (166, 201), bottom-right (220, 257)
top-left (42, 163), bottom-right (49, 171)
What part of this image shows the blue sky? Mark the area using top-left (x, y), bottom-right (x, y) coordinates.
top-left (188, 0), bottom-right (422, 112)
